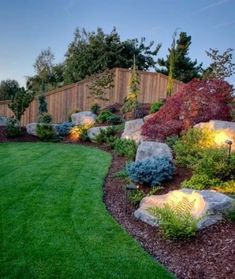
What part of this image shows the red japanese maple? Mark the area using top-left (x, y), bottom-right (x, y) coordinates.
top-left (141, 79), bottom-right (234, 140)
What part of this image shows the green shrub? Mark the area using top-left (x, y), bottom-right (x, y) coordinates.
top-left (36, 124), bottom-right (55, 141)
top-left (106, 114), bottom-right (123, 125)
top-left (90, 103), bottom-right (100, 115)
top-left (150, 101), bottom-right (164, 114)
top-left (112, 138), bottom-right (137, 160)
top-left (5, 117), bottom-right (22, 137)
top-left (193, 148), bottom-right (235, 181)
top-left (173, 128), bottom-right (211, 168)
top-left (96, 111), bottom-right (113, 123)
top-left (213, 180), bottom-right (235, 195)
top-left (128, 187), bottom-right (159, 207)
top-left (149, 197), bottom-right (198, 240)
top-left (127, 156), bottom-right (174, 187)
top-left (182, 174), bottom-right (221, 190)
top-left (165, 135), bottom-right (179, 149)
top-left (128, 190), bottom-right (146, 207)
top-left (95, 127), bottom-right (118, 145)
top-left (38, 113), bottom-right (52, 124)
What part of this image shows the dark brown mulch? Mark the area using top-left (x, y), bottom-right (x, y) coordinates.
top-left (0, 127), bottom-right (39, 142)
top-left (104, 153), bottom-right (235, 279)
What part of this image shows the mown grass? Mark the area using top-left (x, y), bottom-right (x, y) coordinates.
top-left (0, 143), bottom-right (173, 279)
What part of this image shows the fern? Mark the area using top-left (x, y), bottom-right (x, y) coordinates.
top-left (149, 197), bottom-right (198, 240)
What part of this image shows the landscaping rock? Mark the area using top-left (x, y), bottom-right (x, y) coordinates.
top-left (135, 141), bottom-right (173, 162)
top-left (134, 189), bottom-right (235, 230)
top-left (0, 116), bottom-right (8, 126)
top-left (26, 123), bottom-right (58, 136)
top-left (87, 126), bottom-right (112, 142)
top-left (71, 111), bottom-right (96, 126)
top-left (194, 120), bottom-right (235, 151)
top-left (121, 118), bottom-right (144, 144)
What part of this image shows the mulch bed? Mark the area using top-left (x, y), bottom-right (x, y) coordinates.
top-left (0, 127), bottom-right (38, 142)
top-left (104, 153), bottom-right (235, 279)
top-left (1, 131), bottom-right (235, 279)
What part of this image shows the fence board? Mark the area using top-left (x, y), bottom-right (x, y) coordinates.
top-left (0, 68), bottom-right (183, 126)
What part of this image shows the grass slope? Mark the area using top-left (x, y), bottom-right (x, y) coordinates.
top-left (0, 143), bottom-right (173, 279)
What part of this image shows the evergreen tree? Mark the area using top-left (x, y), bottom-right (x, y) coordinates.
top-left (0, 79), bottom-right (19, 100)
top-left (64, 27), bottom-right (161, 84)
top-left (158, 32), bottom-right (202, 83)
top-left (121, 56), bottom-right (140, 114)
top-left (203, 48), bottom-right (235, 80)
top-left (8, 88), bottom-right (34, 122)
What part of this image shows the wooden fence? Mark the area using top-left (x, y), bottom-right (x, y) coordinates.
top-left (0, 68), bottom-right (183, 126)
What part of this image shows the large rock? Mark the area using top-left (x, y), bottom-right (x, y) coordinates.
top-left (87, 126), bottom-right (112, 142)
top-left (26, 123), bottom-right (58, 136)
top-left (134, 189), bottom-right (235, 230)
top-left (135, 141), bottom-right (173, 162)
top-left (0, 116), bottom-right (8, 126)
top-left (194, 120), bottom-right (235, 151)
top-left (121, 118), bottom-right (144, 144)
top-left (71, 111), bottom-right (96, 126)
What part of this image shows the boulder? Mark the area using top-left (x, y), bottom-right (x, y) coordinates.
top-left (194, 120), bottom-right (235, 151)
top-left (135, 141), bottom-right (173, 162)
top-left (134, 189), bottom-right (235, 230)
top-left (121, 118), bottom-right (144, 144)
top-left (0, 116), bottom-right (8, 126)
top-left (87, 126), bottom-right (112, 142)
top-left (71, 111), bottom-right (96, 126)
top-left (26, 123), bottom-right (58, 136)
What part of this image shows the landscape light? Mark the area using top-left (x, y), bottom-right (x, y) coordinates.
top-left (225, 139), bottom-right (233, 161)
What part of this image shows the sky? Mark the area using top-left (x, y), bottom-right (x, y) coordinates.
top-left (0, 0), bottom-right (235, 86)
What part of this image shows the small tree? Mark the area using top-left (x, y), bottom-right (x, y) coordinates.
top-left (87, 70), bottom-right (114, 101)
top-left (166, 31), bottom-right (177, 96)
top-left (0, 79), bottom-right (19, 100)
top-left (8, 87), bottom-right (34, 122)
top-left (121, 56), bottom-right (140, 114)
top-left (203, 48), bottom-right (235, 80)
top-left (38, 82), bottom-right (48, 115)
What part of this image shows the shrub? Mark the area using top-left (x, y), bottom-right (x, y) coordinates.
top-left (182, 174), bottom-right (221, 190)
top-left (213, 180), bottom-right (235, 195)
top-left (128, 190), bottom-right (146, 207)
top-left (106, 114), bottom-right (123, 125)
top-left (96, 111), bottom-right (113, 123)
top-left (112, 138), bottom-right (137, 160)
top-left (68, 124), bottom-right (91, 142)
top-left (95, 126), bottom-right (118, 144)
top-left (193, 148), bottom-right (235, 181)
top-left (142, 79), bottom-right (233, 140)
top-left (150, 100), bottom-right (164, 114)
top-left (128, 187), bottom-right (159, 206)
top-left (165, 135), bottom-right (179, 149)
top-left (127, 156), bottom-right (174, 187)
top-left (38, 113), bottom-right (52, 124)
top-left (90, 103), bottom-right (100, 114)
top-left (56, 122), bottom-right (74, 137)
top-left (173, 129), bottom-right (208, 167)
top-left (149, 197), bottom-right (198, 240)
top-left (5, 117), bottom-right (22, 137)
top-left (36, 124), bottom-right (55, 141)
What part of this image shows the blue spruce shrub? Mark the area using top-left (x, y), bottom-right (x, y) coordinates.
top-left (126, 156), bottom-right (175, 187)
top-left (56, 122), bottom-right (74, 136)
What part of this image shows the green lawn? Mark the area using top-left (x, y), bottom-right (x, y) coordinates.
top-left (0, 143), bottom-right (173, 279)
